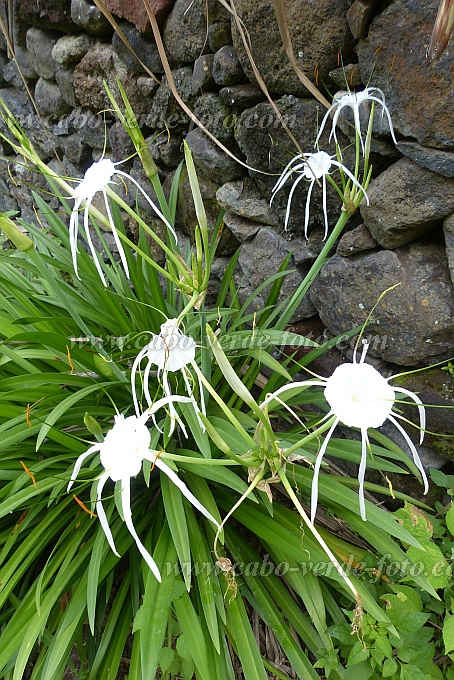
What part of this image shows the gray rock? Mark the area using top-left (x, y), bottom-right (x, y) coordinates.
top-left (0, 53), bottom-right (8, 85)
top-left (208, 22), bottom-right (232, 52)
top-left (112, 21), bottom-right (163, 74)
top-left (336, 224), bottom-right (378, 257)
top-left (291, 231), bottom-right (330, 265)
top-left (212, 45), bottom-right (244, 87)
top-left (163, 0), bottom-right (209, 63)
top-left (328, 64), bottom-right (363, 90)
top-left (26, 28), bottom-right (59, 80)
top-left (232, 0), bottom-right (354, 96)
top-left (360, 158), bottom-right (454, 249)
top-left (185, 129), bottom-right (243, 183)
top-left (235, 227), bottom-right (316, 321)
top-left (222, 212), bottom-right (260, 242)
top-left (35, 78), bottom-right (71, 118)
top-left (397, 142), bottom-right (454, 179)
top-left (192, 54), bottom-right (215, 95)
top-left (53, 115), bottom-right (76, 136)
top-left (136, 76), bottom-right (158, 98)
top-left (71, 0), bottom-right (113, 36)
top-left (309, 242), bottom-right (454, 366)
top-left (234, 96), bottom-right (353, 236)
top-left (0, 89), bottom-right (55, 158)
top-left (58, 133), bottom-right (91, 164)
top-left (74, 43), bottom-right (149, 114)
top-left (55, 65), bottom-right (79, 108)
top-left (52, 34), bottom-right (95, 65)
top-left (146, 67), bottom-right (194, 130)
top-left (2, 61), bottom-right (23, 88)
top-left (444, 212), bottom-right (454, 289)
top-left (69, 108), bottom-right (110, 150)
top-left (207, 255), bottom-right (230, 302)
top-left (219, 84), bottom-right (265, 109)
top-left (0, 191), bottom-right (19, 214)
top-left (216, 178), bottom-right (280, 226)
top-left (13, 46), bottom-right (39, 80)
top-left (357, 0), bottom-right (453, 149)
top-left (158, 136), bottom-right (184, 168)
top-left (19, 0), bottom-right (75, 32)
top-left (108, 123), bottom-right (135, 162)
top-left (193, 92), bottom-right (233, 143)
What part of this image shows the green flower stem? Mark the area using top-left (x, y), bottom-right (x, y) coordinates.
top-left (277, 467), bottom-right (361, 605)
top-left (277, 209), bottom-right (351, 329)
top-left (283, 415), bottom-right (337, 458)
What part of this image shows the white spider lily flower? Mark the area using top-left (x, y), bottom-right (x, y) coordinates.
top-left (315, 87), bottom-right (398, 155)
top-left (70, 158), bottom-right (177, 285)
top-left (270, 150), bottom-right (369, 237)
top-left (261, 342), bottom-right (428, 522)
top-left (131, 318), bottom-right (206, 436)
top-left (67, 401), bottom-right (219, 581)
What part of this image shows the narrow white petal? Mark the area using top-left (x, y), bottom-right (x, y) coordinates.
top-left (154, 457), bottom-right (220, 528)
top-left (388, 414), bottom-right (429, 494)
top-left (311, 418), bottom-right (339, 523)
top-left (329, 105), bottom-right (343, 147)
top-left (67, 445), bottom-right (100, 491)
top-left (147, 394), bottom-right (194, 416)
top-left (358, 429), bottom-right (369, 520)
top-left (83, 202), bottom-right (107, 285)
top-left (96, 472), bottom-right (120, 557)
top-left (131, 346), bottom-right (149, 416)
top-left (260, 380), bottom-right (325, 409)
top-left (121, 478), bottom-right (162, 581)
top-left (330, 160), bottom-right (370, 205)
top-left (271, 154), bottom-right (303, 194)
top-left (367, 96), bottom-right (398, 145)
top-left (102, 188), bottom-right (130, 279)
top-left (393, 387), bottom-right (426, 444)
top-left (69, 200), bottom-right (83, 280)
top-left (284, 172), bottom-right (307, 231)
top-left (115, 170), bottom-right (178, 242)
top-left (143, 359), bottom-right (154, 408)
top-left (315, 106), bottom-right (336, 148)
top-left (353, 103), bottom-right (365, 155)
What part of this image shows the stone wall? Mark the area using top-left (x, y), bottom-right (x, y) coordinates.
top-left (0, 1), bottom-right (453, 385)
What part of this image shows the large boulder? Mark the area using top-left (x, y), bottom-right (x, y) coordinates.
top-left (73, 43), bottom-right (149, 114)
top-left (360, 158), bottom-right (454, 249)
top-left (357, 0), bottom-right (454, 149)
top-left (103, 0), bottom-right (175, 31)
top-left (232, 0), bottom-right (354, 96)
top-left (26, 28), bottom-right (59, 80)
top-left (19, 0), bottom-right (75, 32)
top-left (235, 227), bottom-right (316, 320)
top-left (309, 240), bottom-right (454, 366)
top-left (163, 0), bottom-right (210, 63)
